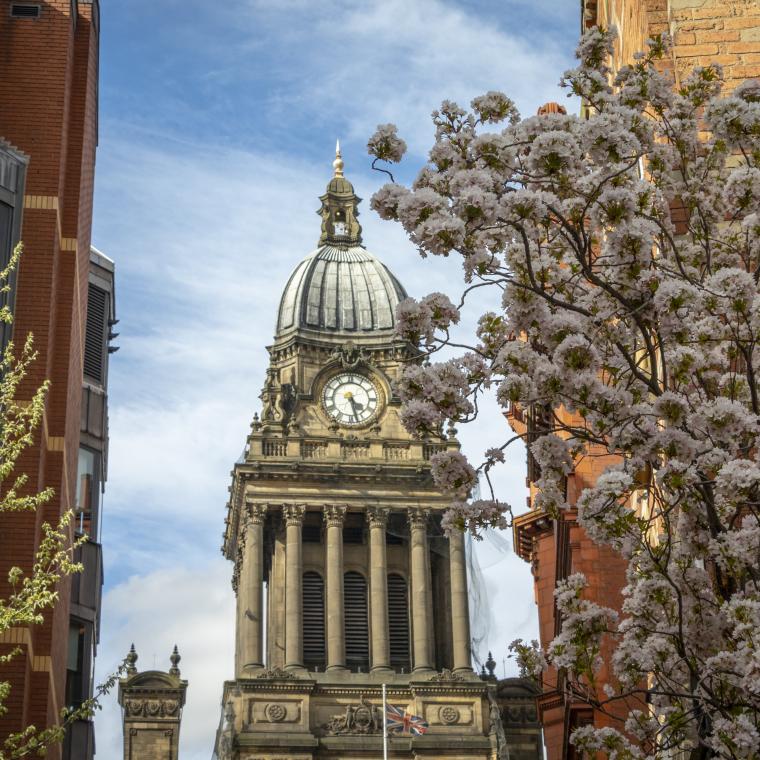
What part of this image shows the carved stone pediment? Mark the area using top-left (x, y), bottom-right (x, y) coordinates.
top-left (428, 668), bottom-right (465, 682)
top-left (322, 695), bottom-right (382, 736)
top-left (329, 343), bottom-right (370, 370)
top-left (254, 667), bottom-right (296, 680)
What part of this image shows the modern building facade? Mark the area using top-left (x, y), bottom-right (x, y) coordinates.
top-left (512, 2), bottom-right (760, 757)
top-left (0, 3), bottom-right (108, 758)
top-left (63, 246), bottom-right (115, 757)
top-left (214, 151), bottom-right (507, 759)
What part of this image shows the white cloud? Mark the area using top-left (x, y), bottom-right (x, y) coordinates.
top-left (231, 0), bottom-right (578, 153)
top-left (95, 562), bottom-right (235, 760)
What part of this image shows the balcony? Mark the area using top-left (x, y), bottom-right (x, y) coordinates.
top-left (63, 718), bottom-right (95, 760)
top-left (70, 540), bottom-right (103, 626)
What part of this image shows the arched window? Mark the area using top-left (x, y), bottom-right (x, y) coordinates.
top-left (387, 573), bottom-right (410, 671)
top-left (302, 571), bottom-right (325, 670)
top-left (343, 571), bottom-right (369, 671)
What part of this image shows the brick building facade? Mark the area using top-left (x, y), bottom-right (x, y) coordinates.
top-left (512, 2), bottom-right (760, 758)
top-left (0, 2), bottom-right (111, 758)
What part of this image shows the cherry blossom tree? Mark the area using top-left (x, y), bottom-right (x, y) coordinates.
top-left (368, 28), bottom-right (760, 760)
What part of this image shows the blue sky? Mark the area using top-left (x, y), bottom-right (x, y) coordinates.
top-left (92, 2), bottom-right (580, 757)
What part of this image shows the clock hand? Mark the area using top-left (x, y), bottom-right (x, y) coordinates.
top-left (348, 396), bottom-right (359, 422)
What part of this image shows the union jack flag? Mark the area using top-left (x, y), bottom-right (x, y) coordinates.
top-left (385, 703), bottom-right (429, 735)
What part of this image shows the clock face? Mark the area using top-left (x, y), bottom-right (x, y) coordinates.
top-left (322, 373), bottom-right (379, 426)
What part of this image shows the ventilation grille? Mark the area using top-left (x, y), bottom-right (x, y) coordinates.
top-left (302, 571), bottom-right (325, 668)
top-left (84, 284), bottom-right (107, 382)
top-left (344, 571), bottom-right (369, 671)
top-left (388, 573), bottom-right (410, 670)
top-left (11, 4), bottom-right (41, 18)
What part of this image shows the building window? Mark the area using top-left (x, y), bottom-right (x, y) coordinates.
top-left (0, 141), bottom-right (28, 353)
top-left (342, 512), bottom-right (365, 544)
top-left (343, 571), bottom-right (369, 671)
top-left (75, 447), bottom-right (101, 535)
top-left (387, 573), bottom-right (410, 671)
top-left (65, 624), bottom-right (85, 707)
top-left (302, 571), bottom-right (325, 670)
top-left (302, 512), bottom-right (322, 543)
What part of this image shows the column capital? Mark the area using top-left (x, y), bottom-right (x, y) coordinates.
top-left (323, 504), bottom-right (347, 528)
top-left (408, 508), bottom-right (429, 530)
top-left (366, 507), bottom-right (389, 529)
top-left (244, 502), bottom-right (268, 526)
top-left (282, 504), bottom-right (306, 527)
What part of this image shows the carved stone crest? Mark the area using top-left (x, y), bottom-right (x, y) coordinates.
top-left (329, 343), bottom-right (370, 370)
top-left (164, 699), bottom-right (179, 716)
top-left (428, 668), bottom-right (465, 682)
top-left (126, 699), bottom-right (143, 716)
top-left (439, 705), bottom-right (460, 724)
top-left (265, 703), bottom-right (287, 723)
top-left (254, 666), bottom-right (295, 680)
top-left (146, 700), bottom-right (161, 716)
top-left (323, 696), bottom-right (381, 735)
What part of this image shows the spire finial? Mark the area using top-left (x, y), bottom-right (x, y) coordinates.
top-left (169, 644), bottom-right (181, 677)
top-left (126, 643), bottom-right (138, 676)
top-left (333, 139), bottom-right (344, 178)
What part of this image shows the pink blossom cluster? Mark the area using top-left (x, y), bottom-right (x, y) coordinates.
top-left (440, 498), bottom-right (508, 538)
top-left (366, 123), bottom-right (407, 164)
top-left (395, 292), bottom-right (460, 347)
top-left (370, 24), bottom-right (760, 758)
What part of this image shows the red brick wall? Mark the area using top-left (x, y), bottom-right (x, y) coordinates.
top-left (589, 0), bottom-right (760, 93)
top-left (0, 1), bottom-right (99, 755)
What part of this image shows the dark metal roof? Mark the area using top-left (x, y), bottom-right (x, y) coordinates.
top-left (276, 244), bottom-right (407, 336)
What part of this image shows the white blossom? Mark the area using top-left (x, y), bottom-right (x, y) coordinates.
top-left (370, 24), bottom-right (760, 757)
top-left (366, 123), bottom-right (407, 163)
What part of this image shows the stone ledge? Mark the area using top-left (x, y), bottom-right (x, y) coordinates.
top-left (237, 732), bottom-right (319, 749)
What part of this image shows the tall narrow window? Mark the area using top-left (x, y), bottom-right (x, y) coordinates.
top-left (65, 623), bottom-right (85, 707)
top-left (343, 571), bottom-right (369, 671)
top-left (0, 141), bottom-right (28, 353)
top-left (302, 571), bottom-right (325, 670)
top-left (387, 573), bottom-right (410, 671)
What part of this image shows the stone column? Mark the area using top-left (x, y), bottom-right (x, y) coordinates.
top-left (409, 508), bottom-right (432, 672)
top-left (324, 504), bottom-right (347, 671)
top-left (449, 527), bottom-right (472, 672)
top-left (367, 508), bottom-right (391, 672)
top-left (283, 504), bottom-right (305, 670)
top-left (236, 502), bottom-right (267, 676)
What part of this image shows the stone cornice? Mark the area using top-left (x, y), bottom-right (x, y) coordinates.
top-left (235, 677), bottom-right (317, 694)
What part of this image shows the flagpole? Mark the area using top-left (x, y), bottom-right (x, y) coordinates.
top-left (382, 683), bottom-right (388, 760)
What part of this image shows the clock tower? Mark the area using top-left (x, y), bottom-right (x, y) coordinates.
top-left (215, 147), bottom-right (501, 759)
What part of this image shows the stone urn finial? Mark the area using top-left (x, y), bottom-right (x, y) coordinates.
top-left (486, 651), bottom-right (497, 679)
top-left (126, 644), bottom-right (138, 676)
top-left (169, 645), bottom-right (181, 677)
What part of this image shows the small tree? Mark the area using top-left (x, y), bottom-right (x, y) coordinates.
top-left (368, 29), bottom-right (760, 759)
top-left (0, 244), bottom-right (119, 758)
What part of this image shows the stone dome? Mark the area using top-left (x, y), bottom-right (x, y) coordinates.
top-left (276, 244), bottom-right (407, 337)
